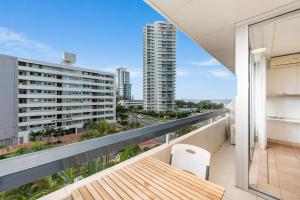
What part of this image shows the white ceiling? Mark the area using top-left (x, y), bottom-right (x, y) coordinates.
top-left (250, 11), bottom-right (300, 59)
top-left (145, 0), bottom-right (299, 72)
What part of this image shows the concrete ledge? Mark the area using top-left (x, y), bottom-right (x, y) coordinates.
top-left (151, 117), bottom-right (229, 163)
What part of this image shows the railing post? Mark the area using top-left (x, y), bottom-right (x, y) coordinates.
top-left (166, 133), bottom-right (170, 144)
top-left (209, 112), bottom-right (213, 123)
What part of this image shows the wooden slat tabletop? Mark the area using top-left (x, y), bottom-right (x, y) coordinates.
top-left (71, 156), bottom-right (225, 200)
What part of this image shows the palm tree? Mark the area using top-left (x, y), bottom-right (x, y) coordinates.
top-left (36, 130), bottom-right (44, 141)
top-left (29, 131), bottom-right (37, 142)
top-left (34, 176), bottom-right (63, 193)
top-left (116, 104), bottom-right (129, 125)
top-left (88, 120), bottom-right (111, 138)
top-left (57, 168), bottom-right (75, 185)
top-left (53, 128), bottom-right (63, 143)
top-left (119, 145), bottom-right (142, 162)
top-left (0, 176), bottom-right (60, 200)
top-left (43, 127), bottom-right (54, 143)
top-left (0, 183), bottom-right (43, 200)
top-left (81, 160), bottom-right (104, 178)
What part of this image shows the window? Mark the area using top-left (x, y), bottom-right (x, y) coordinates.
top-left (18, 61), bottom-right (26, 66)
top-left (30, 107), bottom-right (42, 111)
top-left (30, 116), bottom-right (42, 119)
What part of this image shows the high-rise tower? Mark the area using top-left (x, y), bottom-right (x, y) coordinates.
top-left (116, 67), bottom-right (131, 100)
top-left (143, 21), bottom-right (176, 112)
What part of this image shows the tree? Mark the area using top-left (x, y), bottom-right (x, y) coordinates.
top-left (29, 131), bottom-right (37, 142)
top-left (57, 168), bottom-right (75, 185)
top-left (34, 176), bottom-right (63, 194)
top-left (83, 120), bottom-right (93, 129)
top-left (176, 112), bottom-right (189, 119)
top-left (128, 121), bottom-right (142, 130)
top-left (119, 145), bottom-right (142, 162)
top-left (0, 183), bottom-right (45, 200)
top-left (53, 128), bottom-right (63, 143)
top-left (0, 176), bottom-right (62, 200)
top-left (197, 100), bottom-right (224, 111)
top-left (81, 160), bottom-right (104, 178)
top-left (29, 130), bottom-right (43, 142)
top-left (175, 100), bottom-right (186, 108)
top-left (116, 104), bottom-right (129, 125)
top-left (43, 126), bottom-right (54, 143)
top-left (87, 120), bottom-right (111, 138)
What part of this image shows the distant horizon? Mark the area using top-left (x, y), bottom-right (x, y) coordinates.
top-left (0, 0), bottom-right (236, 100)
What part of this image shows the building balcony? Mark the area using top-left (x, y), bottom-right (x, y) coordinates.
top-left (37, 113), bottom-right (261, 200)
top-left (0, 109), bottom-right (263, 200)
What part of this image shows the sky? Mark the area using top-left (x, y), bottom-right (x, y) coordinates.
top-left (0, 0), bottom-right (236, 100)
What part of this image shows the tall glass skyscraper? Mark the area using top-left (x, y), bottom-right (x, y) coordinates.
top-left (116, 67), bottom-right (132, 100)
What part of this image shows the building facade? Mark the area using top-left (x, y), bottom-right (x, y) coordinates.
top-left (116, 67), bottom-right (131, 100)
top-left (0, 53), bottom-right (116, 145)
top-left (143, 21), bottom-right (176, 112)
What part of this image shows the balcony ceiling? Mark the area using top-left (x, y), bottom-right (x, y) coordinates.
top-left (144, 0), bottom-right (299, 73)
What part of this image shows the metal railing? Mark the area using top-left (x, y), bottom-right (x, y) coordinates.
top-left (0, 109), bottom-right (226, 191)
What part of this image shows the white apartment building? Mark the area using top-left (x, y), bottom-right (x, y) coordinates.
top-left (143, 21), bottom-right (176, 112)
top-left (0, 53), bottom-right (116, 145)
top-left (116, 67), bottom-right (131, 100)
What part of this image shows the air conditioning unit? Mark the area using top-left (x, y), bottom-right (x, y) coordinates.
top-left (270, 53), bottom-right (300, 69)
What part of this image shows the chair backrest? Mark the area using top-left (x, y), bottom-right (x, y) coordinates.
top-left (170, 144), bottom-right (211, 180)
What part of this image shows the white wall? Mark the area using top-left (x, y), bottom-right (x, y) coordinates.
top-left (267, 120), bottom-right (300, 143)
top-left (0, 55), bottom-right (18, 145)
top-left (266, 63), bottom-right (300, 144)
top-left (235, 24), bottom-right (249, 190)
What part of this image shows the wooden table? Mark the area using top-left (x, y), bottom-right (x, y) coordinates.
top-left (72, 156), bottom-right (225, 200)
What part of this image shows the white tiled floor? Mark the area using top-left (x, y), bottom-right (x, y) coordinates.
top-left (210, 142), bottom-right (264, 200)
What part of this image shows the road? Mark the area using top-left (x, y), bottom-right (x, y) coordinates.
top-left (128, 113), bottom-right (176, 144)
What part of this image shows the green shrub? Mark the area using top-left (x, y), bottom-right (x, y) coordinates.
top-left (0, 154), bottom-right (7, 160)
top-left (32, 141), bottom-right (45, 152)
top-left (12, 147), bottom-right (31, 156)
top-left (175, 125), bottom-right (198, 137)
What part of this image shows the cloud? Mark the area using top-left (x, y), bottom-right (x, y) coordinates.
top-left (177, 68), bottom-right (189, 77)
top-left (191, 58), bottom-right (220, 66)
top-left (0, 27), bottom-right (59, 60)
top-left (209, 69), bottom-right (234, 79)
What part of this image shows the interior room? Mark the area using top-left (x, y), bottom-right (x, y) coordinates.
top-left (248, 10), bottom-right (300, 200)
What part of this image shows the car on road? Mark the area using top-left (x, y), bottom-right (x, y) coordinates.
top-left (137, 114), bottom-right (144, 119)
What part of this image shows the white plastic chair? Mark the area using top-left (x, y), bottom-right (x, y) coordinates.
top-left (170, 144), bottom-right (211, 180)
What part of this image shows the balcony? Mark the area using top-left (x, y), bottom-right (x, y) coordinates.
top-left (0, 109), bottom-right (263, 200)
top-left (37, 113), bottom-right (261, 200)
top-left (40, 117), bottom-right (227, 199)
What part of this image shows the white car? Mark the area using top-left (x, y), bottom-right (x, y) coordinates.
top-left (137, 115), bottom-right (144, 119)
